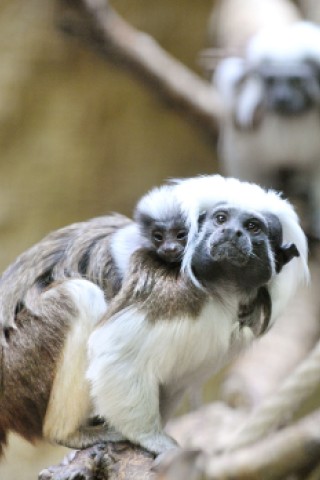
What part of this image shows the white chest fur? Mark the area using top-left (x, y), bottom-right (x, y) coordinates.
top-left (87, 297), bottom-right (254, 407)
top-left (86, 296), bottom-right (255, 453)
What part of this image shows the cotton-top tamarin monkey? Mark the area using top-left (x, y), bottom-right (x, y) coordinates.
top-left (0, 176), bottom-right (308, 457)
top-left (214, 21), bottom-right (320, 238)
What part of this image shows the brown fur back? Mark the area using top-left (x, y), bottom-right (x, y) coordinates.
top-left (0, 305), bottom-right (72, 453)
top-left (0, 213), bottom-right (131, 329)
top-left (104, 249), bottom-right (207, 323)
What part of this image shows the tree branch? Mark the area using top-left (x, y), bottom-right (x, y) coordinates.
top-left (38, 442), bottom-right (156, 480)
top-left (55, 0), bottom-right (222, 140)
top-left (203, 408), bottom-right (320, 479)
top-left (159, 408), bottom-right (320, 480)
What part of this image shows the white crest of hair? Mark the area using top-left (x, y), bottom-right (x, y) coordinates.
top-left (134, 184), bottom-right (183, 224)
top-left (247, 21), bottom-right (320, 66)
top-left (173, 175), bottom-right (309, 324)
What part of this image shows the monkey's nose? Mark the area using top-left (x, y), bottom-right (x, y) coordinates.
top-left (164, 244), bottom-right (179, 253)
top-left (161, 245), bottom-right (181, 263)
top-left (221, 228), bottom-right (243, 239)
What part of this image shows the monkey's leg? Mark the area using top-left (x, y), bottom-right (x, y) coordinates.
top-left (87, 370), bottom-right (178, 455)
top-left (87, 317), bottom-right (178, 455)
top-left (26, 279), bottom-right (114, 449)
top-left (24, 278), bottom-right (107, 323)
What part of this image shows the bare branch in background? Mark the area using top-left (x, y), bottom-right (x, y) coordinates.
top-left (204, 408), bottom-right (320, 480)
top-left (164, 406), bottom-right (320, 480)
top-left (55, 0), bottom-right (222, 141)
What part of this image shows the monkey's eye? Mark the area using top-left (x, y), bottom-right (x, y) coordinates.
top-left (246, 220), bottom-right (262, 234)
top-left (152, 231), bottom-right (164, 243)
top-left (176, 229), bottom-right (187, 240)
top-left (215, 212), bottom-right (228, 224)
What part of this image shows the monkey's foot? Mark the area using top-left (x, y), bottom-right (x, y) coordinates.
top-left (38, 444), bottom-right (104, 480)
top-left (138, 432), bottom-right (178, 455)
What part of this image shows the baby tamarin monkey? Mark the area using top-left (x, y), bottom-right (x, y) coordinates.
top-left (134, 186), bottom-right (188, 264)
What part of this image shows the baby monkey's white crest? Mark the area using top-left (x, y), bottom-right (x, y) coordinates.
top-left (134, 185), bottom-right (182, 224)
top-left (133, 185), bottom-right (189, 265)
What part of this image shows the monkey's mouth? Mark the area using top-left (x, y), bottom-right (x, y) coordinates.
top-left (209, 242), bottom-right (250, 266)
top-left (158, 252), bottom-right (183, 264)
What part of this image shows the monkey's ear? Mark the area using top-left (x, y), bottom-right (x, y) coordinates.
top-left (275, 243), bottom-right (300, 273)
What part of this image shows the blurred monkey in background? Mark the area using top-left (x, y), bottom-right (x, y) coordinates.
top-left (214, 21), bottom-right (320, 239)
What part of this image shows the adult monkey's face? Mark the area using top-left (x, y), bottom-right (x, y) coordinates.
top-left (192, 204), bottom-right (299, 290)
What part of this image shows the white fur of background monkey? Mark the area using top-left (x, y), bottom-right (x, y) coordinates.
top-left (215, 21), bottom-right (320, 181)
top-left (208, 0), bottom-right (299, 53)
top-left (214, 22), bottom-right (320, 236)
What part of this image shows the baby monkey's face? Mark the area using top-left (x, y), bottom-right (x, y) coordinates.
top-left (150, 219), bottom-right (188, 264)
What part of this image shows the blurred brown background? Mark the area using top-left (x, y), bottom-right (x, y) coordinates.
top-left (5, 1), bottom-right (320, 478)
top-left (0, 0), bottom-right (215, 271)
top-left (0, 1), bottom-right (215, 478)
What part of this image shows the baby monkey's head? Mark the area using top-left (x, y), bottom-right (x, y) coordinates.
top-left (134, 186), bottom-right (188, 265)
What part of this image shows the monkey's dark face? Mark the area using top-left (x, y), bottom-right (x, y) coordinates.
top-left (139, 214), bottom-right (188, 264)
top-left (150, 220), bottom-right (188, 264)
top-left (258, 61), bottom-right (320, 116)
top-left (192, 205), bottom-right (299, 290)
